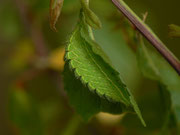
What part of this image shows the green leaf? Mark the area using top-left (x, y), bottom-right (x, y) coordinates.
top-left (63, 11), bottom-right (145, 126)
top-left (121, 82), bottom-right (174, 133)
top-left (137, 36), bottom-right (160, 80)
top-left (80, 0), bottom-right (101, 29)
top-left (158, 84), bottom-right (177, 135)
top-left (63, 63), bottom-right (130, 120)
top-left (49, 0), bottom-right (64, 31)
top-left (137, 36), bottom-right (180, 124)
top-left (169, 24), bottom-right (180, 38)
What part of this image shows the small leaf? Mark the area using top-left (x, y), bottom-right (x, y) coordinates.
top-left (158, 84), bottom-right (178, 135)
top-left (49, 0), bottom-right (64, 31)
top-left (63, 11), bottom-right (145, 126)
top-left (168, 24), bottom-right (180, 38)
top-left (80, 0), bottom-right (102, 29)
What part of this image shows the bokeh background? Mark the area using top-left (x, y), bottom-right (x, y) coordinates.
top-left (0, 0), bottom-right (180, 134)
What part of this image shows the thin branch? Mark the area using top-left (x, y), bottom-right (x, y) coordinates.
top-left (112, 0), bottom-right (180, 75)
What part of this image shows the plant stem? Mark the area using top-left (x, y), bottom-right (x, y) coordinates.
top-left (112, 0), bottom-right (180, 75)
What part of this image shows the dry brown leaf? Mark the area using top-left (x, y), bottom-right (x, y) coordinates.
top-left (49, 0), bottom-right (64, 32)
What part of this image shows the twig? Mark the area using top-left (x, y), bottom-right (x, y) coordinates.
top-left (112, 0), bottom-right (180, 75)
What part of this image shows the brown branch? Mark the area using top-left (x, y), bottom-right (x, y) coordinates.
top-left (112, 0), bottom-right (180, 75)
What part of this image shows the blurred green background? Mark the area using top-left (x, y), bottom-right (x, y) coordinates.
top-left (0, 0), bottom-right (180, 134)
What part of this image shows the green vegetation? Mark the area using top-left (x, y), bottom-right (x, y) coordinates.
top-left (0, 0), bottom-right (180, 134)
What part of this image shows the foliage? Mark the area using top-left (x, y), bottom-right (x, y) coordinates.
top-left (63, 10), bottom-right (145, 125)
top-left (0, 0), bottom-right (180, 135)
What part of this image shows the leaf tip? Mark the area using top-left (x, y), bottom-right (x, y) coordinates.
top-left (50, 23), bottom-right (58, 32)
top-left (130, 96), bottom-right (146, 127)
top-left (49, 0), bottom-right (64, 32)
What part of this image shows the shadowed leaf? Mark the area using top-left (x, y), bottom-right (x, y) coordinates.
top-left (63, 11), bottom-right (145, 126)
top-left (137, 36), bottom-right (180, 127)
top-left (63, 63), bottom-right (130, 120)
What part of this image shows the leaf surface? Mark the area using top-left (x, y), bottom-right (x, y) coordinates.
top-left (64, 63), bottom-right (129, 120)
top-left (137, 36), bottom-right (180, 123)
top-left (64, 11), bottom-right (145, 126)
